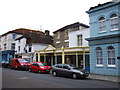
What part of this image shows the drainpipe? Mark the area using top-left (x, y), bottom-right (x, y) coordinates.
top-left (61, 46), bottom-right (65, 64)
top-left (83, 51), bottom-right (85, 69)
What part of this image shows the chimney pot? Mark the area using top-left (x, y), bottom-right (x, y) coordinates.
top-left (45, 30), bottom-right (50, 35)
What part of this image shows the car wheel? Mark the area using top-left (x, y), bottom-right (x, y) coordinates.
top-left (29, 68), bottom-right (32, 72)
top-left (72, 73), bottom-right (77, 79)
top-left (52, 71), bottom-right (57, 77)
top-left (38, 70), bottom-right (42, 74)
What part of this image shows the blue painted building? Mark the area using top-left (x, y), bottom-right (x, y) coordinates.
top-left (0, 52), bottom-right (2, 62)
top-left (86, 1), bottom-right (120, 76)
top-left (0, 50), bottom-right (14, 63)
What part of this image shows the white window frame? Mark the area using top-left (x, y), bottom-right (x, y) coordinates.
top-left (98, 17), bottom-right (106, 33)
top-left (96, 47), bottom-right (103, 66)
top-left (110, 14), bottom-right (118, 31)
top-left (107, 46), bottom-right (116, 67)
top-left (77, 35), bottom-right (82, 46)
top-left (57, 32), bottom-right (60, 39)
top-left (4, 43), bottom-right (6, 50)
top-left (56, 41), bottom-right (60, 44)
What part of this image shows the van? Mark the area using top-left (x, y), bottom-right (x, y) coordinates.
top-left (9, 58), bottom-right (30, 70)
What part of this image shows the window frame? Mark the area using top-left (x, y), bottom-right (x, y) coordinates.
top-left (11, 43), bottom-right (15, 50)
top-left (98, 17), bottom-right (106, 33)
top-left (12, 34), bottom-right (16, 39)
top-left (96, 47), bottom-right (103, 66)
top-left (57, 32), bottom-right (60, 39)
top-left (18, 46), bottom-right (20, 52)
top-left (110, 14), bottom-right (118, 31)
top-left (107, 46), bottom-right (116, 67)
top-left (4, 43), bottom-right (6, 50)
top-left (77, 34), bottom-right (82, 46)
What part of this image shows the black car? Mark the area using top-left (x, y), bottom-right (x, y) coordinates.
top-left (1, 61), bottom-right (10, 68)
top-left (51, 64), bottom-right (89, 79)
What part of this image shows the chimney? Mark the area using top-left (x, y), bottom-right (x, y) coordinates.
top-left (45, 30), bottom-right (50, 35)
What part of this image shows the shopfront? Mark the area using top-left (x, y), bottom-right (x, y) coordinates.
top-left (34, 45), bottom-right (90, 71)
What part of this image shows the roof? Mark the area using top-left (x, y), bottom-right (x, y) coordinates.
top-left (2, 28), bottom-right (53, 45)
top-left (87, 1), bottom-right (120, 13)
top-left (53, 22), bottom-right (89, 33)
top-left (1, 28), bottom-right (44, 36)
top-left (89, 2), bottom-right (112, 10)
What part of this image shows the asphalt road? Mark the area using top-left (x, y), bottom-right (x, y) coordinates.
top-left (2, 68), bottom-right (119, 88)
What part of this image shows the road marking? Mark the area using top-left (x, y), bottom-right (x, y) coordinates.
top-left (19, 77), bottom-right (29, 80)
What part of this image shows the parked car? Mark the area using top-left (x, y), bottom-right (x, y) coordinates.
top-left (9, 58), bottom-right (30, 70)
top-left (1, 61), bottom-right (10, 68)
top-left (51, 64), bottom-right (89, 79)
top-left (29, 62), bottom-right (51, 74)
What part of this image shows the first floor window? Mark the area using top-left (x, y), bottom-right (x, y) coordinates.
top-left (18, 46), bottom-right (20, 52)
top-left (11, 43), bottom-right (15, 50)
top-left (98, 17), bottom-right (106, 33)
top-left (96, 47), bottom-right (103, 66)
top-left (107, 46), bottom-right (116, 67)
top-left (4, 44), bottom-right (6, 50)
top-left (110, 14), bottom-right (118, 30)
top-left (29, 45), bottom-right (32, 52)
top-left (77, 35), bottom-right (82, 46)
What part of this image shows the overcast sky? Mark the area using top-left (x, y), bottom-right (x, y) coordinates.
top-left (0, 0), bottom-right (111, 35)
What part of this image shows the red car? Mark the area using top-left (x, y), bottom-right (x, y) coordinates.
top-left (29, 62), bottom-right (50, 73)
top-left (9, 58), bottom-right (30, 70)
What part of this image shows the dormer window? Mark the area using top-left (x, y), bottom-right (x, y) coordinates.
top-left (12, 34), bottom-right (16, 39)
top-left (110, 14), bottom-right (118, 31)
top-left (98, 17), bottom-right (106, 33)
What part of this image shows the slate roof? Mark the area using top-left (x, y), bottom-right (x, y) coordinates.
top-left (89, 2), bottom-right (112, 10)
top-left (2, 28), bottom-right (53, 45)
top-left (53, 22), bottom-right (89, 33)
top-left (88, 1), bottom-right (120, 11)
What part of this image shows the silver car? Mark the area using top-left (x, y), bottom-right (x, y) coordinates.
top-left (51, 64), bottom-right (89, 79)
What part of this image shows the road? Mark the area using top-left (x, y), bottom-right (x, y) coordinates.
top-left (2, 68), bottom-right (119, 88)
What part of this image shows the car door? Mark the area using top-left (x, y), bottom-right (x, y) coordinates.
top-left (31, 63), bottom-right (37, 71)
top-left (33, 63), bottom-right (40, 71)
top-left (56, 64), bottom-right (63, 75)
top-left (62, 64), bottom-right (72, 77)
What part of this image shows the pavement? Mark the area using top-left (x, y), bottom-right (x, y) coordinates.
top-left (88, 73), bottom-right (120, 82)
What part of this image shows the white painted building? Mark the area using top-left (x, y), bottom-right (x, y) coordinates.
top-left (69, 28), bottom-right (90, 47)
top-left (14, 29), bottom-right (53, 62)
top-left (0, 32), bottom-right (22, 51)
top-left (0, 28), bottom-right (53, 62)
top-left (15, 36), bottom-right (49, 62)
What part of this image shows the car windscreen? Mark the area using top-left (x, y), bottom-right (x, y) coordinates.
top-left (69, 64), bottom-right (80, 70)
top-left (38, 63), bottom-right (47, 66)
top-left (18, 59), bottom-right (28, 63)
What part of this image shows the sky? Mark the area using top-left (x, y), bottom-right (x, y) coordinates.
top-left (0, 0), bottom-right (111, 35)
